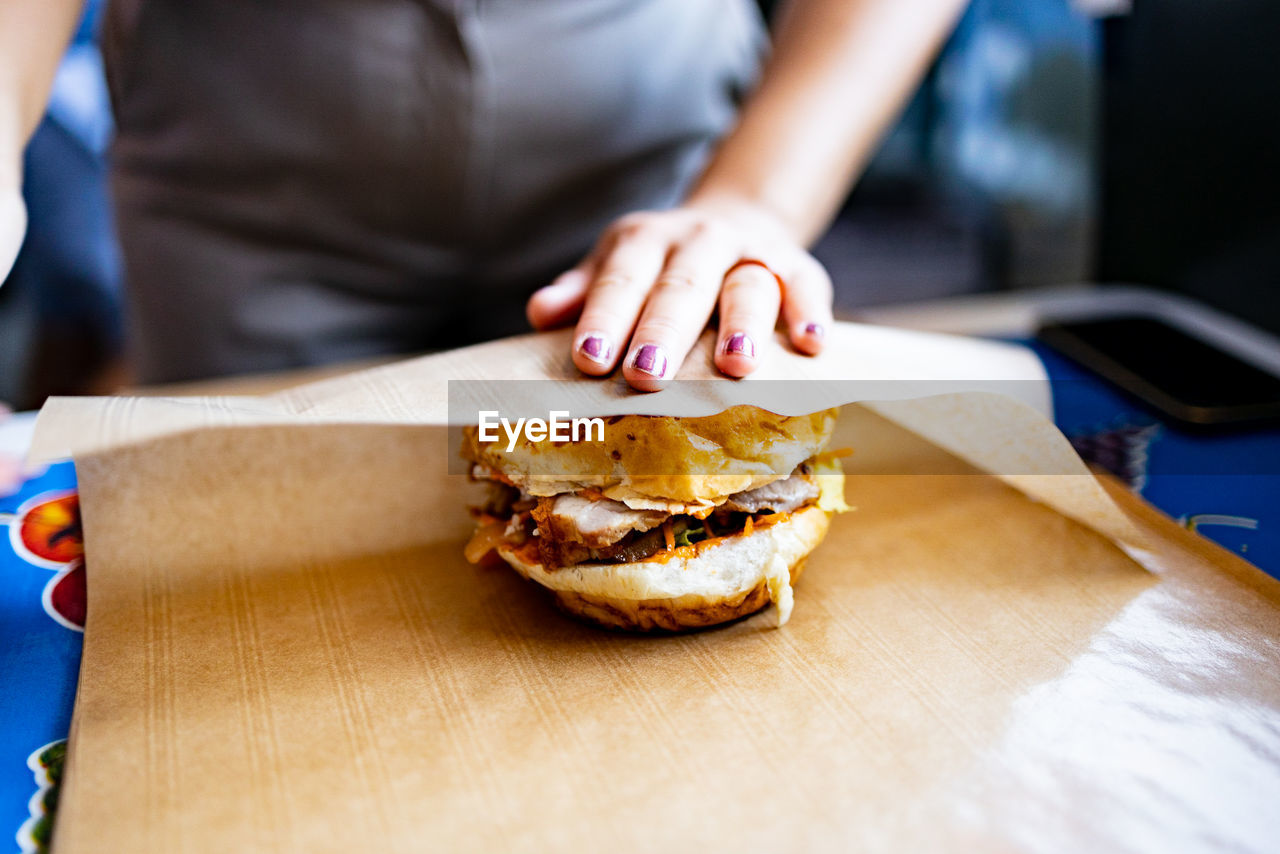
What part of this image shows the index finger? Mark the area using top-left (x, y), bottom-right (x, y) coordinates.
top-left (570, 234), bottom-right (668, 376)
top-left (621, 234), bottom-right (738, 391)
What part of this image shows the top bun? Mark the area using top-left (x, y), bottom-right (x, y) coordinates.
top-left (462, 405), bottom-right (838, 509)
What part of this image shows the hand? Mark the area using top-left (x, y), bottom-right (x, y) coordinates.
top-left (0, 182), bottom-right (26, 285)
top-left (526, 200), bottom-right (833, 391)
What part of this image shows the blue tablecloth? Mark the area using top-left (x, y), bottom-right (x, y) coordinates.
top-left (2, 461), bottom-right (81, 854)
top-left (1031, 340), bottom-right (1280, 568)
top-left (4, 343), bottom-right (1279, 850)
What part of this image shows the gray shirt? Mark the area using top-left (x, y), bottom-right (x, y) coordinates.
top-left (103, 0), bottom-right (766, 382)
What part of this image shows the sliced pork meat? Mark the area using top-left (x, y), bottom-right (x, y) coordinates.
top-left (479, 482), bottom-right (535, 517)
top-left (473, 462), bottom-right (826, 570)
top-left (537, 526), bottom-right (669, 569)
top-left (533, 494), bottom-right (668, 548)
top-left (720, 472), bottom-right (819, 514)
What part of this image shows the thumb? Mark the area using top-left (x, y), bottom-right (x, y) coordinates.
top-left (0, 188), bottom-right (28, 285)
top-left (526, 265), bottom-right (593, 331)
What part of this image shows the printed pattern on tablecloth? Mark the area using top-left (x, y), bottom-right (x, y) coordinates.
top-left (2, 462), bottom-right (83, 854)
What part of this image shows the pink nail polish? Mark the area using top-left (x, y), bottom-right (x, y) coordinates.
top-left (632, 344), bottom-right (667, 378)
top-left (578, 333), bottom-right (611, 365)
top-left (723, 332), bottom-right (755, 358)
top-left (804, 323), bottom-right (825, 339)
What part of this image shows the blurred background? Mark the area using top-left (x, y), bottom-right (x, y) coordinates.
top-left (1, 0), bottom-right (1276, 407)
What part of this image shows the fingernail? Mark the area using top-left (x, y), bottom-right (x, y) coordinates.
top-left (722, 332), bottom-right (755, 358)
top-left (804, 323), bottom-right (825, 339)
top-left (631, 344), bottom-right (668, 378)
top-left (578, 333), bottom-right (611, 366)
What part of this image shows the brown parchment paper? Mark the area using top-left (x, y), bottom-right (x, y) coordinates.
top-left (30, 324), bottom-right (1139, 548)
top-left (30, 325), bottom-right (1280, 852)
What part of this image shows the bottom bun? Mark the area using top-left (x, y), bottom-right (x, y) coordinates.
top-left (496, 504), bottom-right (831, 632)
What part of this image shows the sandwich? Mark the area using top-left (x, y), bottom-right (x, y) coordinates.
top-left (462, 405), bottom-right (848, 631)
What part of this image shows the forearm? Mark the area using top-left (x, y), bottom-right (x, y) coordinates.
top-left (0, 0), bottom-right (84, 183)
top-left (687, 0), bottom-right (969, 246)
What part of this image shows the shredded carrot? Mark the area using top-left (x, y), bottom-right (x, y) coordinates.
top-left (743, 516), bottom-right (753, 536)
top-left (662, 519), bottom-right (675, 551)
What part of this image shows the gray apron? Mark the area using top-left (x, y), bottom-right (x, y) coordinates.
top-left (102, 0), bottom-right (765, 382)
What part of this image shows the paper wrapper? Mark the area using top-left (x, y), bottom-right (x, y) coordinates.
top-left (30, 324), bottom-right (1280, 853)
